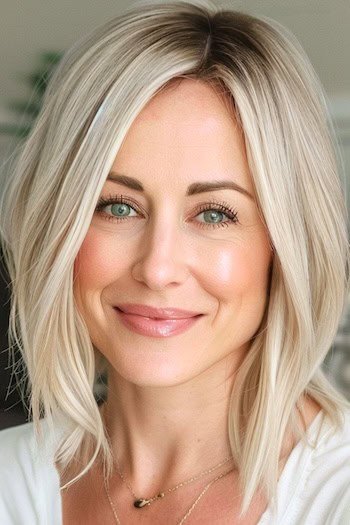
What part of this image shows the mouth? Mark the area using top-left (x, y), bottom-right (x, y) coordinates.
top-left (114, 304), bottom-right (203, 338)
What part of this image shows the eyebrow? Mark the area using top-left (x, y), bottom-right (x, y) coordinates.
top-left (186, 181), bottom-right (253, 199)
top-left (107, 172), bottom-right (144, 191)
top-left (107, 172), bottom-right (254, 199)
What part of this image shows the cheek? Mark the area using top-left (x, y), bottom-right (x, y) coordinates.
top-left (198, 241), bottom-right (271, 301)
top-left (74, 229), bottom-right (127, 288)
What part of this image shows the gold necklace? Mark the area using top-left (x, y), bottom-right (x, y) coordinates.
top-left (101, 402), bottom-right (233, 509)
top-left (114, 453), bottom-right (233, 508)
top-left (104, 466), bottom-right (234, 525)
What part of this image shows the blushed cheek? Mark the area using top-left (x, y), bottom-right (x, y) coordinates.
top-left (74, 230), bottom-right (122, 287)
top-left (216, 250), bottom-right (241, 287)
top-left (200, 243), bottom-right (271, 301)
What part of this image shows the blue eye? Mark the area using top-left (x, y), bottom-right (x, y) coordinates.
top-left (95, 195), bottom-right (239, 228)
top-left (95, 196), bottom-right (140, 221)
top-left (107, 203), bottom-right (137, 217)
top-left (200, 210), bottom-right (226, 224)
top-left (196, 205), bottom-right (238, 228)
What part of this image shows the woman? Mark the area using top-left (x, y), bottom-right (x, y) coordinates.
top-left (0, 1), bottom-right (349, 523)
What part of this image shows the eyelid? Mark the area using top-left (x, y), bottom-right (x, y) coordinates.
top-left (95, 194), bottom-right (144, 214)
top-left (94, 194), bottom-right (239, 227)
top-left (193, 200), bottom-right (239, 222)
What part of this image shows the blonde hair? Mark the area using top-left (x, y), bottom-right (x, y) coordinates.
top-left (1, 0), bottom-right (349, 512)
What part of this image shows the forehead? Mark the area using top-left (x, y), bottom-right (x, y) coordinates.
top-left (111, 78), bottom-right (254, 197)
top-left (136, 78), bottom-right (237, 129)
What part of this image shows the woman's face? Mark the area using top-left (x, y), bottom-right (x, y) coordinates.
top-left (74, 79), bottom-right (272, 387)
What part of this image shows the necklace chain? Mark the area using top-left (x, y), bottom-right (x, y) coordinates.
top-left (102, 402), bottom-right (233, 509)
top-left (177, 468), bottom-right (234, 525)
top-left (101, 403), bottom-right (234, 522)
top-left (104, 466), bottom-right (234, 525)
top-left (114, 452), bottom-right (233, 507)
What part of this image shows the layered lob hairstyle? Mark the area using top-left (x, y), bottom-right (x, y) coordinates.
top-left (1, 0), bottom-right (348, 512)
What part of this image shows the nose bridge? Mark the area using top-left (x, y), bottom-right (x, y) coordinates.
top-left (131, 208), bottom-right (190, 289)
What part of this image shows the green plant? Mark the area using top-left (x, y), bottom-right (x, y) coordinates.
top-left (0, 51), bottom-right (63, 139)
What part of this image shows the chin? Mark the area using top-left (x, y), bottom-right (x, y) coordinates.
top-left (94, 332), bottom-right (248, 389)
top-left (107, 353), bottom-right (201, 388)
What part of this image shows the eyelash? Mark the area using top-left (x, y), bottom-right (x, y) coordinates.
top-left (94, 194), bottom-right (239, 228)
top-left (195, 200), bottom-right (239, 228)
top-left (95, 195), bottom-right (144, 221)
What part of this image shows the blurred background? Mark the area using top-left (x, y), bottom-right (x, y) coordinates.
top-left (0, 0), bottom-right (349, 429)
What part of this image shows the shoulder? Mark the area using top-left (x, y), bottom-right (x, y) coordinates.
top-left (270, 408), bottom-right (350, 525)
top-left (0, 420), bottom-right (62, 525)
top-left (0, 420), bottom-right (38, 483)
top-left (0, 421), bottom-right (41, 524)
top-left (310, 408), bottom-right (350, 523)
top-left (0, 418), bottom-right (36, 456)
top-left (313, 407), bottom-right (350, 472)
top-left (305, 408), bottom-right (350, 524)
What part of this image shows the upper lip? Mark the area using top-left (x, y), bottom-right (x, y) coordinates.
top-left (115, 304), bottom-right (202, 319)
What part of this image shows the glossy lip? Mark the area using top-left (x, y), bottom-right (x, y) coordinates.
top-left (114, 304), bottom-right (203, 338)
top-left (116, 303), bottom-right (202, 319)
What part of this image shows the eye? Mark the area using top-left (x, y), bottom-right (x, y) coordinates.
top-left (195, 202), bottom-right (239, 228)
top-left (105, 202), bottom-right (138, 218)
top-left (95, 195), bottom-right (142, 222)
top-left (198, 210), bottom-right (227, 224)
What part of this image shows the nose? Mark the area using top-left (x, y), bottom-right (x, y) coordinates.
top-left (131, 218), bottom-right (190, 291)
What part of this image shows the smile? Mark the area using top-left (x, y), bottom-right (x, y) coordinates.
top-left (114, 304), bottom-right (203, 337)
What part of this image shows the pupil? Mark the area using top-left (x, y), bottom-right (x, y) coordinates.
top-left (204, 210), bottom-right (223, 223)
top-left (111, 203), bottom-right (130, 216)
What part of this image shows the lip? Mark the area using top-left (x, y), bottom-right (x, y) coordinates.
top-left (116, 304), bottom-right (202, 319)
top-left (114, 304), bottom-right (203, 337)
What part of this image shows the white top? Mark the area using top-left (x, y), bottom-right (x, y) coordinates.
top-left (1, 409), bottom-right (350, 524)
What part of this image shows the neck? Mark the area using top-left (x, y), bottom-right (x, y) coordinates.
top-left (102, 355), bottom-right (237, 493)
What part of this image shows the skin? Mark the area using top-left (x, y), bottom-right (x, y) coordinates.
top-left (69, 78), bottom-right (275, 523)
top-left (74, 79), bottom-right (272, 388)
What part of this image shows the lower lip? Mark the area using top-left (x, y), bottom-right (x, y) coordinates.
top-left (114, 309), bottom-right (202, 337)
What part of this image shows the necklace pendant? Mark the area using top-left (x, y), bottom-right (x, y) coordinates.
top-left (134, 498), bottom-right (151, 508)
